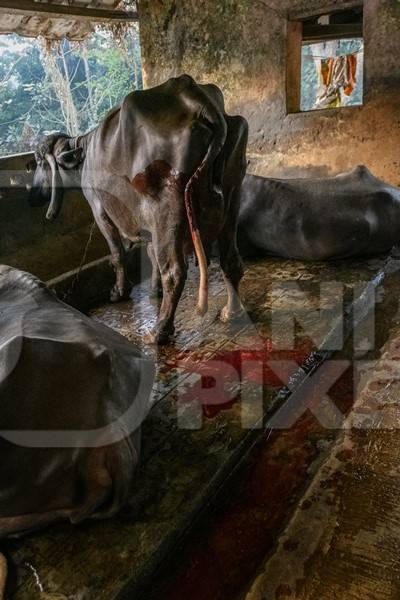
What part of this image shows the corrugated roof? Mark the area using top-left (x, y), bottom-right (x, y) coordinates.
top-left (0, 1), bottom-right (136, 41)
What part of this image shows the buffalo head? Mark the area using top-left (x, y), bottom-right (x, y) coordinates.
top-left (28, 133), bottom-right (84, 221)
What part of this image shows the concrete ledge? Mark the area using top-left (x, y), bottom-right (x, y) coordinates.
top-left (48, 241), bottom-right (150, 311)
top-left (0, 152), bottom-right (108, 281)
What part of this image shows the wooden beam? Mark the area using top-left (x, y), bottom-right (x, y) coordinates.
top-left (289, 1), bottom-right (363, 21)
top-left (303, 23), bottom-right (363, 42)
top-left (286, 20), bottom-right (303, 114)
top-left (0, 0), bottom-right (138, 23)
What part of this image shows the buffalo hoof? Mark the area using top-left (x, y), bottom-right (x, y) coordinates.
top-left (196, 303), bottom-right (209, 317)
top-left (144, 325), bottom-right (175, 345)
top-left (219, 305), bottom-right (246, 323)
top-left (110, 285), bottom-right (130, 303)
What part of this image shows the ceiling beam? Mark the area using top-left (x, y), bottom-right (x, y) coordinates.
top-left (289, 1), bottom-right (363, 21)
top-left (303, 23), bottom-right (363, 42)
top-left (0, 1), bottom-right (138, 23)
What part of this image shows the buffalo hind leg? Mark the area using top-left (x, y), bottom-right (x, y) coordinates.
top-left (146, 234), bottom-right (187, 345)
top-left (218, 232), bottom-right (245, 323)
top-left (95, 211), bottom-right (130, 303)
top-left (147, 242), bottom-right (163, 299)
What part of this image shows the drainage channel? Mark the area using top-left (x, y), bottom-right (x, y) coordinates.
top-left (145, 257), bottom-right (398, 600)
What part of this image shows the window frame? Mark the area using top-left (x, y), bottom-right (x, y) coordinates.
top-left (286, 3), bottom-right (364, 114)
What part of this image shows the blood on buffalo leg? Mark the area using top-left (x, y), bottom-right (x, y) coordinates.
top-left (146, 228), bottom-right (188, 344)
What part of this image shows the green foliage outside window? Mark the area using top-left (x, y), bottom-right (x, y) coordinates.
top-left (0, 27), bottom-right (142, 157)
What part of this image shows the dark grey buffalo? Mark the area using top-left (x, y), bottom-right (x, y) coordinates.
top-left (238, 166), bottom-right (400, 260)
top-left (0, 266), bottom-right (155, 594)
top-left (29, 75), bottom-right (248, 344)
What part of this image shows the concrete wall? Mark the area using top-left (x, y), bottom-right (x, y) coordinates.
top-left (0, 152), bottom-right (108, 281)
top-left (139, 0), bottom-right (400, 185)
top-left (1, 0), bottom-right (398, 281)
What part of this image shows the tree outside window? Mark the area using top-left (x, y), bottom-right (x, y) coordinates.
top-left (0, 26), bottom-right (142, 157)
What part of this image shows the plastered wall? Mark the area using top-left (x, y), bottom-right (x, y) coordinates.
top-left (139, 0), bottom-right (400, 184)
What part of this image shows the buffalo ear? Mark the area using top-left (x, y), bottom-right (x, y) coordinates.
top-left (56, 147), bottom-right (84, 170)
top-left (26, 158), bottom-right (37, 173)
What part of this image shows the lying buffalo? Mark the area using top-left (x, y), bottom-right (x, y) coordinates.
top-left (29, 75), bottom-right (248, 344)
top-left (0, 266), bottom-right (155, 596)
top-left (238, 166), bottom-right (400, 260)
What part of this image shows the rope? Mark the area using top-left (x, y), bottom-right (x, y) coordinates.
top-left (303, 49), bottom-right (364, 59)
top-left (62, 219), bottom-right (97, 302)
top-left (303, 50), bottom-right (364, 60)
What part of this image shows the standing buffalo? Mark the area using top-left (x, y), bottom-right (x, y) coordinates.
top-left (29, 75), bottom-right (248, 344)
top-left (0, 266), bottom-right (155, 596)
top-left (238, 166), bottom-right (400, 260)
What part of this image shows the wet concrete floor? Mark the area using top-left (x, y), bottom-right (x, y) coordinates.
top-left (4, 253), bottom-right (394, 599)
top-left (149, 254), bottom-right (400, 600)
top-left (244, 256), bottom-right (400, 600)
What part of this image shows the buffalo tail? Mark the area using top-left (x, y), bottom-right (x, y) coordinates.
top-left (181, 78), bottom-right (227, 316)
top-left (184, 165), bottom-right (210, 316)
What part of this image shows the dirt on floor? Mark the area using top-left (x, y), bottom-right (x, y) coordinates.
top-left (5, 253), bottom-right (394, 600)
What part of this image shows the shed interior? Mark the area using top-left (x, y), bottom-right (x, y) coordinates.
top-left (0, 2), bottom-right (400, 600)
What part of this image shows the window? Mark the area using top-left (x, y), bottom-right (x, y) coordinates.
top-left (0, 27), bottom-right (142, 158)
top-left (287, 6), bottom-right (364, 113)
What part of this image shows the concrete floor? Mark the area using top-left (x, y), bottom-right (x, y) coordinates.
top-left (5, 252), bottom-right (397, 599)
top-left (246, 257), bottom-right (400, 600)
top-left (149, 253), bottom-right (400, 600)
